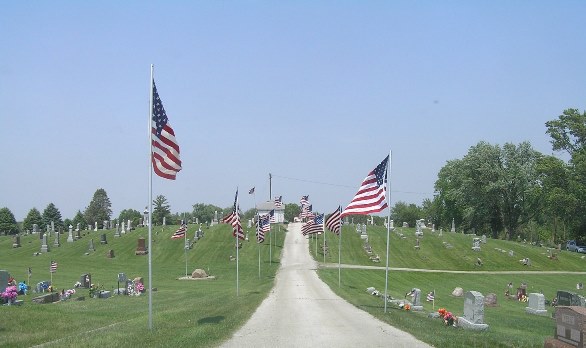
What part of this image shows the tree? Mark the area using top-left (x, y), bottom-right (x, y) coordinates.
top-left (22, 207), bottom-right (44, 232)
top-left (192, 203), bottom-right (222, 224)
top-left (153, 195), bottom-right (171, 225)
top-left (284, 203), bottom-right (300, 222)
top-left (545, 108), bottom-right (586, 156)
top-left (118, 209), bottom-right (142, 228)
top-left (42, 203), bottom-right (63, 231)
top-left (0, 207), bottom-right (18, 235)
top-left (72, 210), bottom-right (87, 230)
top-left (391, 201), bottom-right (422, 227)
top-left (84, 188), bottom-right (112, 228)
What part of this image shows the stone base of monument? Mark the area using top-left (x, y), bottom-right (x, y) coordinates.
top-left (32, 293), bottom-right (60, 304)
top-left (135, 250), bottom-right (148, 255)
top-left (411, 305), bottom-right (424, 311)
top-left (457, 317), bottom-right (489, 331)
top-left (525, 307), bottom-right (548, 316)
top-left (543, 337), bottom-right (576, 348)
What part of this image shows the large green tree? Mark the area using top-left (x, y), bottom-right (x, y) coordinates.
top-left (153, 195), bottom-right (171, 225)
top-left (84, 188), bottom-right (112, 228)
top-left (192, 203), bottom-right (222, 224)
top-left (22, 207), bottom-right (44, 232)
top-left (118, 209), bottom-right (142, 228)
top-left (42, 203), bottom-right (63, 231)
top-left (391, 201), bottom-right (422, 227)
top-left (284, 203), bottom-right (300, 222)
top-left (0, 207), bottom-right (19, 235)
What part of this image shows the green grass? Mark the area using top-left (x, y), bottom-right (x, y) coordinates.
top-left (0, 224), bottom-right (286, 347)
top-left (312, 225), bottom-right (586, 348)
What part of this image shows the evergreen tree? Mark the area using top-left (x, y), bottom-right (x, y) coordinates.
top-left (42, 203), bottom-right (63, 231)
top-left (72, 210), bottom-right (87, 230)
top-left (22, 207), bottom-right (44, 232)
top-left (0, 207), bottom-right (19, 235)
top-left (153, 195), bottom-right (171, 225)
top-left (84, 188), bottom-right (112, 228)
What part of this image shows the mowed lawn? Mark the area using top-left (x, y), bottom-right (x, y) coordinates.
top-left (312, 225), bottom-right (586, 347)
top-left (0, 224), bottom-right (286, 347)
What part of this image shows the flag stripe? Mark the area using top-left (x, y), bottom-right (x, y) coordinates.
top-left (325, 206), bottom-right (342, 235)
top-left (171, 224), bottom-right (187, 239)
top-left (151, 81), bottom-right (181, 180)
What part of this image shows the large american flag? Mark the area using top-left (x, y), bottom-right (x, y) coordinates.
top-left (151, 81), bottom-right (182, 180)
top-left (222, 189), bottom-right (245, 240)
top-left (302, 214), bottom-right (324, 236)
top-left (325, 206), bottom-right (342, 235)
top-left (341, 155), bottom-right (389, 218)
top-left (274, 196), bottom-right (283, 208)
top-left (256, 213), bottom-right (270, 243)
top-left (300, 195), bottom-right (309, 206)
top-left (171, 223), bottom-right (187, 239)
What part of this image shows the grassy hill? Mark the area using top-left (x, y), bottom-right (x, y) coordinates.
top-left (312, 224), bottom-right (586, 347)
top-left (0, 224), bottom-right (285, 347)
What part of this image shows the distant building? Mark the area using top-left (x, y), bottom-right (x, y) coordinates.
top-left (256, 201), bottom-right (285, 223)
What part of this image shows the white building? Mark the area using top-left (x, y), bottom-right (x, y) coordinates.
top-left (256, 201), bottom-right (285, 223)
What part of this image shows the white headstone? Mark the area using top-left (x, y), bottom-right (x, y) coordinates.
top-left (41, 234), bottom-right (50, 253)
top-left (163, 217), bottom-right (166, 226)
top-left (54, 231), bottom-right (60, 247)
top-left (51, 221), bottom-right (55, 232)
top-left (76, 223), bottom-right (80, 232)
top-left (94, 222), bottom-right (98, 231)
top-left (127, 220), bottom-right (131, 230)
top-left (67, 229), bottom-right (74, 242)
top-left (451, 218), bottom-right (455, 232)
top-left (461, 291), bottom-right (487, 327)
top-left (525, 293), bottom-right (547, 316)
top-left (121, 222), bottom-right (126, 235)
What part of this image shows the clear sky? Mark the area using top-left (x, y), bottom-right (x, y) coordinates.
top-left (1, 1), bottom-right (585, 221)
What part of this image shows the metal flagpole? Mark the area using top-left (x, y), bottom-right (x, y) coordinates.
top-left (323, 220), bottom-right (326, 264)
top-left (384, 151), bottom-right (392, 313)
top-left (338, 206), bottom-right (342, 287)
top-left (184, 232), bottom-right (188, 277)
top-left (50, 262), bottom-right (52, 285)
top-left (148, 64), bottom-right (154, 329)
top-left (315, 232), bottom-right (318, 256)
top-left (269, 224), bottom-right (272, 265)
top-left (236, 190), bottom-right (239, 297)
top-left (257, 214), bottom-right (261, 279)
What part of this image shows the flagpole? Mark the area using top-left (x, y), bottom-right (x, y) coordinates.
top-left (323, 220), bottom-right (326, 264)
top-left (148, 64), bottom-right (154, 329)
top-left (338, 206), bottom-right (342, 287)
top-left (257, 214), bottom-right (261, 279)
top-left (184, 230), bottom-right (188, 278)
top-left (50, 261), bottom-right (53, 285)
top-left (384, 151), bottom-right (392, 313)
top-left (236, 190), bottom-right (239, 297)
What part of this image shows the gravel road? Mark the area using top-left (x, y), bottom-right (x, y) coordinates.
top-left (220, 223), bottom-right (432, 348)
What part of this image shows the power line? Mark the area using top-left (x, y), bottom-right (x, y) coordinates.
top-left (270, 173), bottom-right (433, 195)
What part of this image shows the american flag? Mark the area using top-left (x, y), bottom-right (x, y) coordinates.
top-left (426, 291), bottom-right (435, 302)
top-left (249, 187), bottom-right (255, 194)
top-left (151, 81), bottom-right (182, 180)
top-left (256, 213), bottom-right (270, 243)
top-left (274, 196), bottom-right (283, 208)
top-left (223, 189), bottom-right (245, 240)
top-left (300, 195), bottom-right (309, 206)
top-left (50, 261), bottom-right (58, 273)
top-left (171, 223), bottom-right (187, 239)
top-left (325, 206), bottom-right (342, 235)
top-left (302, 214), bottom-right (324, 236)
top-left (268, 209), bottom-right (276, 224)
top-left (341, 155), bottom-right (389, 218)
top-left (300, 204), bottom-right (313, 219)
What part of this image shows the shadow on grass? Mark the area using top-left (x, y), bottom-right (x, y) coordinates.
top-left (197, 316), bottom-right (225, 324)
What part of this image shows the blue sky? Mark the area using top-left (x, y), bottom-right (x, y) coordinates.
top-left (1, 1), bottom-right (585, 221)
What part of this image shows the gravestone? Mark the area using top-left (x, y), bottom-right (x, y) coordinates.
top-left (12, 235), bottom-right (21, 248)
top-left (121, 221), bottom-right (126, 235)
top-left (32, 224), bottom-right (39, 233)
top-left (88, 239), bottom-right (95, 252)
top-left (103, 220), bottom-right (108, 230)
top-left (472, 238), bottom-right (481, 251)
top-left (127, 220), bottom-right (132, 230)
top-left (51, 221), bottom-right (55, 232)
top-left (69, 224), bottom-right (73, 235)
top-left (0, 270), bottom-right (9, 294)
top-left (67, 228), bottom-right (74, 242)
top-left (32, 292), bottom-right (60, 304)
top-left (457, 291), bottom-right (489, 330)
top-left (53, 231), bottom-right (60, 247)
top-left (76, 223), bottom-right (80, 232)
top-left (508, 250), bottom-right (514, 257)
top-left (247, 219), bottom-right (252, 228)
top-left (553, 306), bottom-right (586, 347)
top-left (452, 287), bottom-right (464, 297)
top-left (100, 233), bottom-right (107, 244)
top-left (525, 293), bottom-right (548, 316)
top-left (135, 238), bottom-right (148, 255)
top-left (439, 228), bottom-right (443, 236)
top-left (94, 222), bottom-right (98, 231)
top-left (40, 234), bottom-right (50, 253)
top-left (484, 293), bottom-right (497, 306)
top-left (451, 218), bottom-right (455, 232)
top-left (196, 217), bottom-right (199, 224)
top-left (114, 223), bottom-right (120, 237)
top-left (75, 230), bottom-right (81, 240)
top-left (163, 217), bottom-right (166, 226)
top-left (557, 290), bottom-right (586, 307)
top-left (80, 274), bottom-right (91, 288)
top-left (87, 224), bottom-right (91, 231)
top-left (390, 219), bottom-right (394, 229)
top-left (431, 224), bottom-right (435, 233)
top-left (402, 222), bottom-right (408, 228)
top-left (409, 288), bottom-right (423, 311)
top-left (481, 234), bottom-right (487, 244)
top-left (107, 249), bottom-right (114, 258)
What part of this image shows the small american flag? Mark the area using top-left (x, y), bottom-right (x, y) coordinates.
top-left (256, 213), bottom-right (270, 243)
top-left (301, 204), bottom-right (313, 219)
top-left (50, 261), bottom-right (58, 273)
top-left (171, 223), bottom-right (187, 239)
top-left (426, 291), bottom-right (435, 302)
top-left (226, 189), bottom-right (244, 240)
top-left (302, 214), bottom-right (324, 236)
top-left (274, 196), bottom-right (283, 208)
top-left (249, 187), bottom-right (255, 195)
top-left (341, 155), bottom-right (389, 218)
top-left (268, 209), bottom-right (276, 224)
top-left (325, 206), bottom-right (342, 235)
top-left (151, 80), bottom-right (182, 180)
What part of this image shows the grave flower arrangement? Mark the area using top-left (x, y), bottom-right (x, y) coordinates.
top-left (1, 285), bottom-right (18, 304)
top-left (61, 289), bottom-right (76, 300)
top-left (438, 308), bottom-right (457, 327)
top-left (18, 281), bottom-right (28, 295)
top-left (135, 282), bottom-right (144, 293)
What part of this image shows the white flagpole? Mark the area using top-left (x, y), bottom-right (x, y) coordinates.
top-left (384, 151), bottom-right (392, 313)
top-left (184, 230), bottom-right (188, 278)
top-left (236, 189), bottom-right (239, 297)
top-left (338, 206), bottom-right (342, 287)
top-left (148, 64), bottom-right (154, 329)
top-left (269, 223), bottom-right (272, 265)
top-left (323, 218), bottom-right (326, 264)
top-left (257, 214), bottom-right (261, 279)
